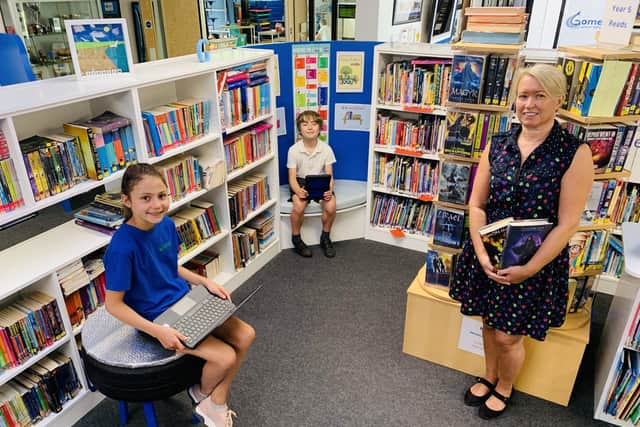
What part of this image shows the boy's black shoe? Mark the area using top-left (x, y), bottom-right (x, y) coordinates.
top-left (320, 236), bottom-right (336, 258)
top-left (293, 238), bottom-right (312, 257)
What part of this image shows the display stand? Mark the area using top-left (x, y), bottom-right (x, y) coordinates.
top-left (403, 266), bottom-right (590, 406)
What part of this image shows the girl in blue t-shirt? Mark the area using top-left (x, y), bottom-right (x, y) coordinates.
top-left (104, 163), bottom-right (255, 427)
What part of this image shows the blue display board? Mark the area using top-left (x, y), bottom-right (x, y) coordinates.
top-left (269, 41), bottom-right (380, 184)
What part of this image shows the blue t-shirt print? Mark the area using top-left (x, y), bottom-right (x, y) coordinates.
top-left (104, 216), bottom-right (189, 320)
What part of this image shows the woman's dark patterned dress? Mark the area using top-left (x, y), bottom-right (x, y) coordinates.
top-left (449, 121), bottom-right (583, 341)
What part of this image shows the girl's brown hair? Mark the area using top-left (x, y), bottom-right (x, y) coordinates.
top-left (120, 163), bottom-right (167, 220)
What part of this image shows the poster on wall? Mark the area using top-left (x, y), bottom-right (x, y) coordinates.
top-left (556, 0), bottom-right (607, 47)
top-left (336, 52), bottom-right (364, 93)
top-left (292, 44), bottom-right (331, 142)
top-left (597, 0), bottom-right (640, 46)
top-left (334, 104), bottom-right (370, 131)
top-left (65, 18), bottom-right (134, 78)
top-left (392, 0), bottom-right (423, 25)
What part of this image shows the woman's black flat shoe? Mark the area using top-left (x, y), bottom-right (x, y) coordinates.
top-left (464, 377), bottom-right (496, 407)
top-left (478, 388), bottom-right (513, 419)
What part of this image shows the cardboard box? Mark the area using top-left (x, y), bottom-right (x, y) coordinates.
top-left (403, 266), bottom-right (590, 406)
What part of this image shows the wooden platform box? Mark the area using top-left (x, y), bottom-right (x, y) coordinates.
top-left (403, 266), bottom-right (590, 406)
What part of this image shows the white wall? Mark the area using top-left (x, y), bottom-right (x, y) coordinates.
top-left (355, 0), bottom-right (422, 42)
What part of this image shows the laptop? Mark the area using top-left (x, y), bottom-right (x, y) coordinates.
top-left (304, 173), bottom-right (331, 200)
top-left (153, 283), bottom-right (263, 349)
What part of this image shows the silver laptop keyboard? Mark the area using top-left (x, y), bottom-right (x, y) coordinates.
top-left (173, 296), bottom-right (236, 348)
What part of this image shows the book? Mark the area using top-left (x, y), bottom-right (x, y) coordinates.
top-left (425, 250), bottom-right (457, 287)
top-left (438, 161), bottom-right (471, 205)
top-left (448, 54), bottom-right (487, 104)
top-left (479, 217), bottom-right (553, 268)
top-left (443, 111), bottom-right (479, 157)
top-left (432, 207), bottom-right (465, 248)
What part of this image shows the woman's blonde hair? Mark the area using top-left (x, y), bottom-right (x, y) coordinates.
top-left (513, 63), bottom-right (567, 100)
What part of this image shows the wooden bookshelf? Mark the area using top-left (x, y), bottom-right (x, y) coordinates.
top-left (594, 171), bottom-right (631, 181)
top-left (453, 41), bottom-right (523, 54)
top-left (557, 109), bottom-right (640, 125)
top-left (577, 222), bottom-right (617, 231)
top-left (570, 269), bottom-right (604, 278)
top-left (428, 241), bottom-right (464, 254)
top-left (439, 154), bottom-right (481, 164)
top-left (446, 101), bottom-right (511, 113)
top-left (559, 45), bottom-right (640, 60)
top-left (433, 200), bottom-right (469, 211)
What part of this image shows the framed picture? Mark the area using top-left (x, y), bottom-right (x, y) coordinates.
top-left (392, 0), bottom-right (423, 25)
top-left (65, 18), bottom-right (134, 78)
top-left (430, 0), bottom-right (459, 44)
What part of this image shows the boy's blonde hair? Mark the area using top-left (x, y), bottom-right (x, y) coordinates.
top-left (296, 110), bottom-right (323, 132)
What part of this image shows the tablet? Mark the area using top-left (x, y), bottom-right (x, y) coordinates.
top-left (304, 174), bottom-right (331, 200)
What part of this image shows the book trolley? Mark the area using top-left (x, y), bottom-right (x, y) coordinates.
top-left (0, 48), bottom-right (280, 426)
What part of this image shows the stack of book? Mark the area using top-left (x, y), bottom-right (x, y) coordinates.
top-left (479, 217), bottom-right (553, 269)
top-left (0, 292), bottom-right (66, 369)
top-left (569, 230), bottom-right (609, 275)
top-left (369, 193), bottom-right (435, 235)
top-left (602, 348), bottom-right (640, 422)
top-left (377, 58), bottom-right (452, 107)
top-left (219, 62), bottom-right (271, 130)
top-left (58, 255), bottom-right (106, 328)
top-left (443, 110), bottom-right (510, 158)
top-left (373, 153), bottom-right (439, 197)
top-left (461, 6), bottom-right (528, 45)
top-left (6, 351), bottom-right (82, 423)
top-left (557, 57), bottom-right (640, 117)
top-left (64, 110), bottom-right (137, 179)
top-left (223, 122), bottom-right (273, 172)
top-left (172, 201), bottom-right (221, 257)
top-left (232, 226), bottom-right (261, 270)
top-left (375, 113), bottom-right (445, 154)
top-left (448, 53), bottom-right (517, 106)
top-left (183, 250), bottom-right (221, 278)
top-left (0, 129), bottom-right (23, 213)
top-left (227, 173), bottom-right (271, 228)
top-left (73, 200), bottom-right (125, 236)
top-left (246, 210), bottom-right (275, 250)
top-left (249, 8), bottom-right (271, 32)
top-left (142, 98), bottom-right (210, 157)
top-left (155, 155), bottom-right (202, 202)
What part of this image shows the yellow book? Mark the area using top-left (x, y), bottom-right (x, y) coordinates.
top-left (63, 123), bottom-right (101, 180)
top-left (589, 60), bottom-right (632, 117)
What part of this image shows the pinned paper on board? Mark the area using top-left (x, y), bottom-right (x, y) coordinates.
top-left (276, 107), bottom-right (287, 136)
top-left (336, 52), bottom-right (364, 93)
top-left (292, 44), bottom-right (331, 142)
top-left (334, 103), bottom-right (371, 131)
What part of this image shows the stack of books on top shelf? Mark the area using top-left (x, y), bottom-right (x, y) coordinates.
top-left (142, 98), bottom-right (210, 158)
top-left (0, 129), bottom-right (24, 213)
top-left (461, 6), bottom-right (527, 45)
top-left (63, 110), bottom-right (137, 179)
top-left (0, 291), bottom-right (66, 369)
top-left (219, 62), bottom-right (271, 130)
top-left (557, 56), bottom-right (640, 117)
top-left (73, 202), bottom-right (124, 236)
top-left (4, 351), bottom-right (82, 424)
top-left (448, 53), bottom-right (517, 106)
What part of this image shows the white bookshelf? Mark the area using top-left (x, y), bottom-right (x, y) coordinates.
top-left (594, 223), bottom-right (640, 425)
top-left (0, 48), bottom-right (280, 426)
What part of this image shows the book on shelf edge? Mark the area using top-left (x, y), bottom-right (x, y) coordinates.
top-left (479, 217), bottom-right (552, 269)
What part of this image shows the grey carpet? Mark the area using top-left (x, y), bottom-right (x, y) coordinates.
top-left (70, 238), bottom-right (613, 427)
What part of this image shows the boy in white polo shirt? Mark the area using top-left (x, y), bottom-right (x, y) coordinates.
top-left (287, 110), bottom-right (337, 257)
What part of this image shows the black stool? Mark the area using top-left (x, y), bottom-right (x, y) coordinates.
top-left (81, 307), bottom-right (204, 426)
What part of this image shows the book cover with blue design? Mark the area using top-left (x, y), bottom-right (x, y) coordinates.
top-left (448, 54), bottom-right (487, 104)
top-left (500, 220), bottom-right (552, 268)
top-left (425, 249), bottom-right (457, 287)
top-left (433, 207), bottom-right (465, 248)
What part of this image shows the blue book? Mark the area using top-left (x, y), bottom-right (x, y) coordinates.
top-left (141, 112), bottom-right (163, 156)
top-left (580, 63), bottom-right (603, 116)
top-left (500, 220), bottom-right (553, 268)
top-left (461, 30), bottom-right (524, 45)
top-left (433, 207), bottom-right (465, 248)
top-left (448, 54), bottom-right (487, 104)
